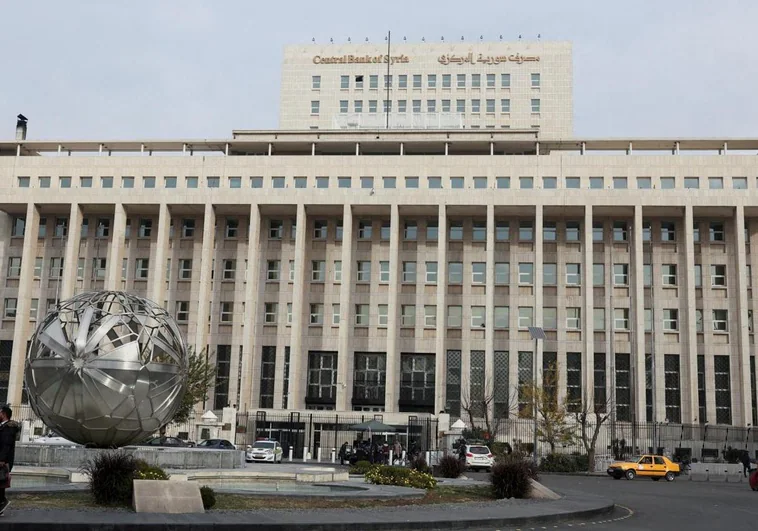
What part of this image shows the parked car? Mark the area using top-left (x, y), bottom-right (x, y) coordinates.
top-left (196, 438), bottom-right (236, 450)
top-left (32, 433), bottom-right (80, 447)
top-left (607, 454), bottom-right (680, 481)
top-left (246, 439), bottom-right (284, 463)
top-left (140, 436), bottom-right (191, 448)
top-left (463, 444), bottom-right (494, 471)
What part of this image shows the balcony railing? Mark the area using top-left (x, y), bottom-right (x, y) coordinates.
top-left (332, 112), bottom-right (465, 130)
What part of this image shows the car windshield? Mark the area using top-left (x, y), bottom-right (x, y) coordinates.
top-left (469, 446), bottom-right (490, 455)
top-left (198, 440), bottom-right (215, 447)
top-left (253, 442), bottom-right (275, 449)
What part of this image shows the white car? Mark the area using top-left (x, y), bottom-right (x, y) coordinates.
top-left (464, 444), bottom-right (494, 471)
top-left (246, 439), bottom-right (284, 463)
top-left (33, 434), bottom-right (80, 447)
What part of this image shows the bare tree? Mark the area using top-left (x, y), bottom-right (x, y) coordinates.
top-left (519, 365), bottom-right (577, 454)
top-left (573, 390), bottom-right (613, 472)
top-left (460, 378), bottom-right (519, 444)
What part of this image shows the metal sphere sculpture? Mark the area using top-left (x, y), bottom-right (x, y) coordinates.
top-left (25, 291), bottom-right (188, 447)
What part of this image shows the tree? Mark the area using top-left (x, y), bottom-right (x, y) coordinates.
top-left (573, 390), bottom-right (613, 471)
top-left (519, 364), bottom-right (576, 454)
top-left (160, 346), bottom-right (217, 436)
top-left (460, 378), bottom-right (519, 444)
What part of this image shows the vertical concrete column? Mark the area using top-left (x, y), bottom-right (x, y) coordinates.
top-left (336, 204), bottom-right (354, 410)
top-left (734, 205), bottom-right (752, 426)
top-left (240, 205), bottom-right (261, 411)
top-left (193, 203), bottom-right (216, 351)
top-left (385, 205), bottom-right (401, 412)
top-left (582, 206), bottom-right (594, 404)
top-left (105, 204), bottom-right (127, 290)
top-left (485, 205), bottom-right (495, 416)
top-left (632, 206), bottom-right (647, 421)
top-left (7, 203), bottom-right (40, 405)
top-left (534, 205), bottom-right (544, 380)
top-left (150, 203), bottom-right (171, 304)
top-left (61, 203), bottom-right (83, 300)
top-left (683, 205), bottom-right (700, 423)
top-left (288, 204), bottom-right (308, 409)
top-left (434, 206), bottom-right (448, 414)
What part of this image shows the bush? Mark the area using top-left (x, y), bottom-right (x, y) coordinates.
top-left (722, 446), bottom-right (742, 464)
top-left (438, 454), bottom-right (464, 478)
top-left (409, 456), bottom-right (431, 474)
top-left (491, 442), bottom-right (512, 459)
top-left (349, 460), bottom-right (375, 475)
top-left (200, 486), bottom-right (216, 510)
top-left (365, 465), bottom-right (437, 489)
top-left (80, 450), bottom-right (137, 506)
top-left (134, 460), bottom-right (170, 481)
top-left (491, 460), bottom-right (533, 499)
top-left (539, 453), bottom-right (590, 473)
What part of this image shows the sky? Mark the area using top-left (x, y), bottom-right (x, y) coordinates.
top-left (0, 0), bottom-right (756, 140)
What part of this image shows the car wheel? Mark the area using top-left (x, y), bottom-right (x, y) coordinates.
top-left (665, 471), bottom-right (675, 482)
top-left (625, 469), bottom-right (636, 480)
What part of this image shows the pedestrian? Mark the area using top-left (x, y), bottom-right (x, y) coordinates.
top-left (338, 441), bottom-right (349, 465)
top-left (393, 439), bottom-right (402, 464)
top-left (741, 450), bottom-right (752, 478)
top-left (0, 405), bottom-right (19, 516)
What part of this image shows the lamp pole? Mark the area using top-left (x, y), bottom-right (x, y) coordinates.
top-left (529, 326), bottom-right (546, 465)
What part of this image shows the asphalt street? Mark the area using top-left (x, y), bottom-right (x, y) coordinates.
top-left (469, 472), bottom-right (758, 530)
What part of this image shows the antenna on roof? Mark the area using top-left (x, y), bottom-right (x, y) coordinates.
top-left (518, 34), bottom-right (522, 39)
top-left (365, 37), bottom-right (369, 42)
top-left (499, 34), bottom-right (503, 41)
top-left (312, 37), bottom-right (315, 43)
top-left (480, 35), bottom-right (483, 41)
top-left (348, 37), bottom-right (351, 42)
top-left (330, 37), bottom-right (333, 43)
top-left (403, 36), bottom-right (406, 41)
top-left (538, 33), bottom-right (541, 39)
top-left (441, 36), bottom-right (444, 41)
top-left (422, 36), bottom-right (425, 42)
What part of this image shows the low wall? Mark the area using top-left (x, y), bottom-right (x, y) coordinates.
top-left (15, 444), bottom-right (244, 469)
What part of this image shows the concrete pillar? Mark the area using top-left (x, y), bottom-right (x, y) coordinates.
top-left (7, 203), bottom-right (40, 405)
top-left (534, 206), bottom-right (544, 379)
top-left (193, 203), bottom-right (216, 351)
top-left (288, 204), bottom-right (308, 408)
top-left (105, 204), bottom-right (126, 290)
top-left (684, 205), bottom-right (699, 423)
top-left (734, 205), bottom-right (751, 426)
top-left (485, 205), bottom-right (495, 418)
top-left (240, 205), bottom-right (261, 411)
top-left (435, 206), bottom-right (448, 414)
top-left (632, 206), bottom-right (647, 421)
top-left (336, 204), bottom-right (354, 410)
top-left (385, 205), bottom-right (401, 412)
top-left (583, 206), bottom-right (594, 404)
top-left (150, 204), bottom-right (171, 304)
top-left (60, 203), bottom-right (83, 300)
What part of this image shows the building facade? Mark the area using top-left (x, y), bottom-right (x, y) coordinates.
top-left (280, 41), bottom-right (572, 135)
top-left (1, 132), bottom-right (757, 430)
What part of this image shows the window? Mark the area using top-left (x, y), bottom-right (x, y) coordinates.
top-left (447, 305), bottom-right (463, 328)
top-left (590, 177), bottom-right (604, 189)
top-left (378, 304), bottom-right (388, 326)
top-left (33, 257), bottom-right (42, 277)
top-left (714, 355), bottom-right (732, 424)
top-left (543, 221), bottom-right (556, 241)
top-left (311, 260), bottom-right (326, 282)
top-left (266, 260), bottom-right (280, 281)
top-left (412, 99), bottom-right (421, 113)
top-left (613, 177), bottom-right (628, 189)
top-left (369, 100), bottom-right (377, 113)
top-left (134, 258), bottom-right (149, 280)
top-left (268, 220), bottom-right (283, 239)
top-left (311, 75), bottom-right (321, 89)
top-left (6, 257), bottom-right (21, 278)
top-left (592, 222), bottom-right (604, 242)
top-left (307, 351), bottom-right (337, 404)
top-left (518, 307), bottom-right (534, 329)
top-left (613, 221), bottom-right (628, 242)
top-left (38, 218), bottom-right (47, 238)
top-left (311, 100), bottom-right (320, 114)
top-left (449, 221), bottom-right (463, 240)
top-left (563, 221), bottom-right (580, 242)
top-left (661, 221), bottom-right (676, 242)
top-left (486, 99), bottom-right (495, 113)
top-left (382, 176), bottom-right (396, 189)
top-left (217, 301), bottom-right (233, 323)
top-left (709, 222), bottom-right (725, 242)
top-left (250, 176), bottom-right (262, 188)
top-left (683, 177), bottom-right (699, 189)
top-left (339, 75), bottom-right (349, 89)
top-left (594, 308), bottom-right (605, 331)
top-left (4, 298), bottom-right (18, 319)
top-left (441, 99), bottom-right (450, 112)
top-left (637, 177), bottom-right (652, 189)
top-left (733, 177), bottom-right (748, 189)
top-left (78, 176), bottom-right (92, 188)
top-left (541, 176), bottom-right (557, 189)
top-left (456, 99), bottom-right (465, 113)
top-left (379, 221), bottom-right (390, 241)
top-left (662, 309), bottom-right (678, 331)
top-left (425, 262), bottom-right (438, 284)
top-left (543, 263), bottom-right (557, 285)
top-left (402, 261), bottom-right (416, 283)
top-left (713, 309), bottom-right (728, 332)
top-left (708, 177), bottom-right (723, 189)
top-left (531, 73), bottom-right (541, 88)
top-left (11, 216), bottom-right (25, 237)
top-left (451, 176), bottom-right (464, 189)
top-left (427, 220), bottom-right (438, 241)
top-left (353, 304), bottom-right (368, 326)
top-left (662, 264), bottom-right (677, 286)
top-left (614, 308), bottom-right (629, 330)
top-left (471, 99), bottom-right (481, 113)
top-left (520, 176), bottom-right (533, 189)
top-left (473, 176), bottom-right (487, 189)
top-left (329, 303), bottom-right (340, 326)
top-left (448, 262), bottom-right (463, 284)
top-left (694, 264), bottom-right (702, 287)
top-left (531, 99), bottom-right (540, 113)
top-left (206, 176), bottom-right (219, 188)
top-left (469, 262), bottom-right (485, 284)
top-left (426, 100), bottom-right (436, 113)
top-left (313, 220), bottom-right (327, 239)
top-left (49, 257), bottom-right (64, 278)
top-left (354, 100), bottom-right (363, 113)
top-left (455, 73), bottom-right (466, 88)
top-left (180, 219), bottom-right (195, 238)
top-left (401, 305), bottom-right (416, 327)
top-left (495, 262), bottom-right (509, 285)
top-left (424, 305), bottom-right (436, 327)
top-left (89, 257), bottom-right (105, 279)
top-left (566, 263), bottom-right (581, 285)
top-left (380, 261), bottom-right (389, 283)
top-left (519, 221), bottom-right (533, 241)
top-left (356, 261), bottom-right (371, 282)
top-left (406, 176), bottom-right (419, 188)
top-left (613, 263), bottom-right (629, 285)
top-left (308, 303), bottom-right (324, 325)
top-left (428, 176), bottom-right (442, 189)
top-left (471, 306), bottom-right (485, 328)
top-left (543, 307), bottom-right (557, 330)
top-left (358, 221), bottom-right (372, 239)
top-left (138, 218), bottom-right (152, 238)
top-left (404, 221), bottom-right (417, 240)
top-left (178, 259), bottom-right (192, 280)
top-left (711, 264), bottom-right (726, 286)
top-left (494, 307), bottom-right (509, 329)
top-left (270, 176), bottom-right (285, 189)
top-left (264, 302), bottom-right (278, 324)
top-left (224, 219), bottom-right (239, 238)
top-left (496, 221), bottom-right (509, 240)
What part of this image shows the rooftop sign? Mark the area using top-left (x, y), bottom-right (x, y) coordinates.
top-left (438, 53), bottom-right (540, 65)
top-left (312, 54), bottom-right (410, 65)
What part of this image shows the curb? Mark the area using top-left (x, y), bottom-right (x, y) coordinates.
top-left (0, 493), bottom-right (615, 530)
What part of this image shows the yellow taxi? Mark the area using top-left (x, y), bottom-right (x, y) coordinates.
top-left (606, 454), bottom-right (681, 481)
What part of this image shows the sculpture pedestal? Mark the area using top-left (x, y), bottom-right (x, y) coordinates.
top-left (132, 480), bottom-right (204, 513)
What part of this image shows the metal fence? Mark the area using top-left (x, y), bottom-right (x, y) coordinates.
top-left (235, 411), bottom-right (438, 459)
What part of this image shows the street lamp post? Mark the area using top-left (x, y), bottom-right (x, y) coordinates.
top-left (529, 326), bottom-right (546, 465)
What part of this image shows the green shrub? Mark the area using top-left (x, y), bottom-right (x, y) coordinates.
top-left (349, 460), bottom-right (375, 475)
top-left (365, 465), bottom-right (437, 489)
top-left (200, 485), bottom-right (216, 510)
top-left (490, 442), bottom-right (512, 459)
top-left (80, 450), bottom-right (137, 506)
top-left (491, 460), bottom-right (532, 499)
top-left (409, 456), bottom-right (431, 474)
top-left (539, 453), bottom-right (590, 473)
top-left (438, 454), bottom-right (464, 478)
top-left (134, 460), bottom-right (170, 481)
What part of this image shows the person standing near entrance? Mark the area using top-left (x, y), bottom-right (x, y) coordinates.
top-left (0, 405), bottom-right (19, 516)
top-left (741, 450), bottom-right (752, 478)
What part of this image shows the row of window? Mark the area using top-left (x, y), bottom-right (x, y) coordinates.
top-left (323, 97), bottom-right (535, 115)
top-left (16, 174), bottom-right (758, 191)
top-left (312, 72), bottom-right (538, 90)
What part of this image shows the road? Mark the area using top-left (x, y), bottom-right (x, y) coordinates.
top-left (469, 472), bottom-right (758, 530)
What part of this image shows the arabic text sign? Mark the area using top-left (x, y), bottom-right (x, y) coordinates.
top-left (438, 53), bottom-right (540, 65)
